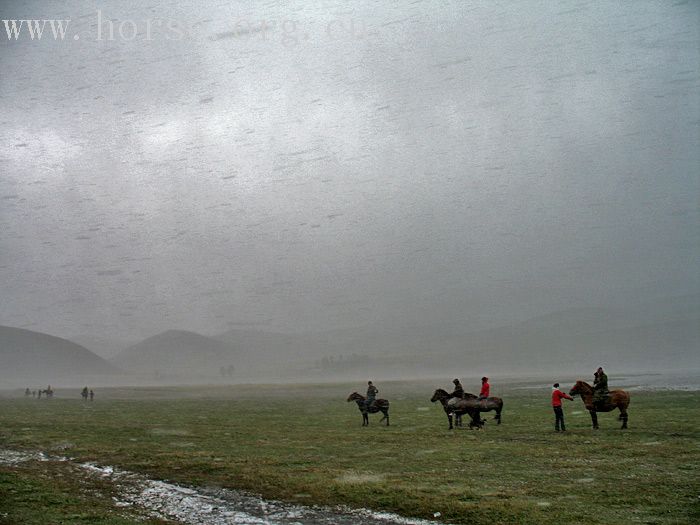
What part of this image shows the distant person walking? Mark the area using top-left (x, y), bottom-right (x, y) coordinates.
top-left (89, 389), bottom-right (95, 401)
top-left (551, 383), bottom-right (573, 431)
top-left (366, 381), bottom-right (378, 409)
top-left (593, 367), bottom-right (609, 405)
top-left (479, 377), bottom-right (490, 400)
top-left (81, 386), bottom-right (89, 401)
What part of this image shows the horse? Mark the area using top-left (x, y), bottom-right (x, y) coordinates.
top-left (347, 392), bottom-right (390, 426)
top-left (430, 389), bottom-right (484, 429)
top-left (474, 395), bottom-right (503, 425)
top-left (39, 388), bottom-right (53, 399)
top-left (569, 380), bottom-right (630, 429)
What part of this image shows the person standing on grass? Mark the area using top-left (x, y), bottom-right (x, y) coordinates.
top-left (366, 381), bottom-right (378, 409)
top-left (89, 389), bottom-right (95, 401)
top-left (552, 383), bottom-right (573, 431)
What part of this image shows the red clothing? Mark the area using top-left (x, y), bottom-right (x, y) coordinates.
top-left (480, 382), bottom-right (490, 398)
top-left (551, 389), bottom-right (573, 407)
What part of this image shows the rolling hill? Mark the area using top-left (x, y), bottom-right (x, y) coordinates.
top-left (110, 330), bottom-right (238, 378)
top-left (0, 325), bottom-right (119, 387)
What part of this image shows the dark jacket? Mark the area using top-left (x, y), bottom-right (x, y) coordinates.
top-left (367, 385), bottom-right (378, 399)
top-left (449, 382), bottom-right (464, 399)
top-left (593, 372), bottom-right (609, 403)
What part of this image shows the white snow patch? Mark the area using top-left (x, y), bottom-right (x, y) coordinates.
top-left (0, 449), bottom-right (444, 525)
top-left (336, 471), bottom-right (386, 484)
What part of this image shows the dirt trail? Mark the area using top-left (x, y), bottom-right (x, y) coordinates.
top-left (0, 449), bottom-right (444, 525)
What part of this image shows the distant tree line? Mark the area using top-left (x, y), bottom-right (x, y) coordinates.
top-left (315, 353), bottom-right (374, 371)
top-left (219, 364), bottom-right (235, 378)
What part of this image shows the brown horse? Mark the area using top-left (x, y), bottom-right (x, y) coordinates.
top-left (430, 389), bottom-right (486, 429)
top-left (347, 392), bottom-right (390, 426)
top-left (569, 380), bottom-right (630, 429)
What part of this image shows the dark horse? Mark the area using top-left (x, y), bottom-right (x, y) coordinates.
top-left (569, 380), bottom-right (630, 429)
top-left (430, 389), bottom-right (480, 429)
top-left (430, 389), bottom-right (499, 429)
top-left (347, 392), bottom-right (390, 426)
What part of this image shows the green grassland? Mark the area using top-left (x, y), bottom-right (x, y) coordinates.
top-left (1, 380), bottom-right (699, 524)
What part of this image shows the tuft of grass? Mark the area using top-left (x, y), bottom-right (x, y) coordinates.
top-left (0, 381), bottom-right (699, 524)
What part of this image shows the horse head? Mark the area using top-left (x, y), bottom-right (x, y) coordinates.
top-left (347, 392), bottom-right (363, 402)
top-left (430, 388), bottom-right (449, 403)
top-left (569, 380), bottom-right (592, 397)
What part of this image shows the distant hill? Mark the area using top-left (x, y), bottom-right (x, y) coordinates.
top-left (0, 325), bottom-right (119, 386)
top-left (68, 334), bottom-right (138, 359)
top-left (429, 310), bottom-right (700, 374)
top-left (111, 330), bottom-right (238, 378)
top-left (216, 301), bottom-right (700, 379)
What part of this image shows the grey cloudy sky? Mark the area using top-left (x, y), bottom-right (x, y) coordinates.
top-left (1, 0), bottom-right (698, 344)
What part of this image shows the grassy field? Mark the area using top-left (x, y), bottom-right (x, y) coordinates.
top-left (0, 380), bottom-right (699, 524)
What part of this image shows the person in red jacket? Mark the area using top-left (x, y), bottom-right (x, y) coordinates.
top-left (551, 383), bottom-right (574, 431)
top-left (478, 377), bottom-right (490, 400)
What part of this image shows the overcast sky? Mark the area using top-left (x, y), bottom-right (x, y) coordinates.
top-left (1, 0), bottom-right (698, 344)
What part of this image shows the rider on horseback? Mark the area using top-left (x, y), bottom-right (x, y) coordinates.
top-left (593, 367), bottom-right (609, 406)
top-left (446, 378), bottom-right (464, 408)
top-left (449, 378), bottom-right (464, 399)
top-left (479, 377), bottom-right (490, 399)
top-left (366, 381), bottom-right (378, 410)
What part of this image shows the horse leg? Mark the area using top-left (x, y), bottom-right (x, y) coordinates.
top-left (384, 409), bottom-right (389, 426)
top-left (495, 408), bottom-right (502, 425)
top-left (448, 414), bottom-right (453, 430)
top-left (590, 410), bottom-right (599, 429)
top-left (467, 412), bottom-right (481, 429)
top-left (456, 413), bottom-right (462, 427)
top-left (620, 408), bottom-right (628, 429)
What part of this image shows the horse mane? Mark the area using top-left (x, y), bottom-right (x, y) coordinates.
top-left (434, 388), bottom-right (449, 396)
top-left (576, 380), bottom-right (593, 389)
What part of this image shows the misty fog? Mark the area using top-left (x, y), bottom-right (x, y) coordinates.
top-left (0, 1), bottom-right (698, 387)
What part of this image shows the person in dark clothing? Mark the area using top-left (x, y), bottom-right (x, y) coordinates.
top-left (446, 379), bottom-right (465, 412)
top-left (366, 381), bottom-right (378, 410)
top-left (551, 383), bottom-right (574, 431)
top-left (449, 379), bottom-right (464, 399)
top-left (593, 367), bottom-right (609, 405)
